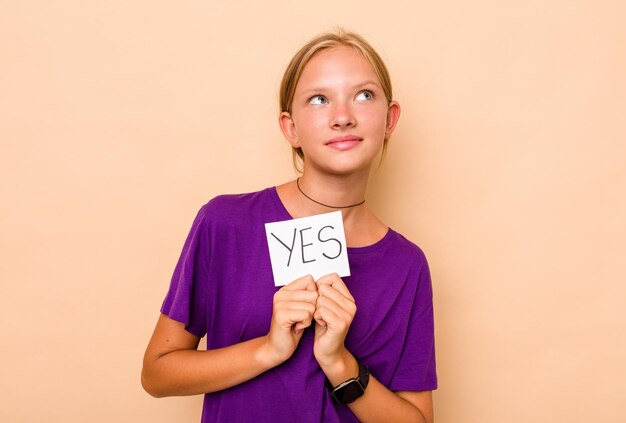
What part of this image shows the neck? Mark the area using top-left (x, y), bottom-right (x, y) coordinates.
top-left (296, 169), bottom-right (370, 218)
top-left (275, 168), bottom-right (386, 247)
top-left (297, 178), bottom-right (365, 209)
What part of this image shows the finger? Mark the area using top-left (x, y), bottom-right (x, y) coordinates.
top-left (316, 273), bottom-right (354, 301)
top-left (305, 276), bottom-right (318, 292)
top-left (313, 310), bottom-right (327, 327)
top-left (283, 274), bottom-right (316, 291)
top-left (294, 319), bottom-right (313, 331)
top-left (317, 284), bottom-right (356, 315)
top-left (316, 295), bottom-right (354, 323)
top-left (276, 308), bottom-right (314, 328)
top-left (283, 301), bottom-right (316, 315)
top-left (274, 289), bottom-right (318, 304)
top-left (314, 304), bottom-right (348, 333)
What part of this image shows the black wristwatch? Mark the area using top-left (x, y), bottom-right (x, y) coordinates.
top-left (325, 361), bottom-right (370, 405)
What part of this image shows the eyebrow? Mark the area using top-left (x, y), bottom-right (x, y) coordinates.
top-left (298, 80), bottom-right (382, 97)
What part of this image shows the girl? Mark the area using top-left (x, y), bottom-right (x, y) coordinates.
top-left (142, 29), bottom-right (437, 422)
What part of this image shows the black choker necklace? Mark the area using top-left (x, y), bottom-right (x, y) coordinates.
top-left (296, 178), bottom-right (366, 209)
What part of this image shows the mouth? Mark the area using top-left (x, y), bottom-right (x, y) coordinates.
top-left (326, 135), bottom-right (363, 151)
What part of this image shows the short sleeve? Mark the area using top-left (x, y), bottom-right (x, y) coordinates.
top-left (389, 257), bottom-right (438, 392)
top-left (160, 205), bottom-right (211, 337)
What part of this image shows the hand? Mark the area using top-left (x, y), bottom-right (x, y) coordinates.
top-left (313, 273), bottom-right (357, 371)
top-left (265, 275), bottom-right (318, 365)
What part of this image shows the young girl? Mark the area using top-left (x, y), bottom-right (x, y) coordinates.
top-left (142, 29), bottom-right (437, 423)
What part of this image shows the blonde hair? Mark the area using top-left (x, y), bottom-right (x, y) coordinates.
top-left (279, 29), bottom-right (394, 171)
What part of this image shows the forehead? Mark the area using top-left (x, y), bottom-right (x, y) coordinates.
top-left (296, 46), bottom-right (380, 91)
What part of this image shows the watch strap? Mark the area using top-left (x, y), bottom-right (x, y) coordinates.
top-left (325, 360), bottom-right (370, 404)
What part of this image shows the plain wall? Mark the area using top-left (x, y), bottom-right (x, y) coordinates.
top-left (1, 1), bottom-right (625, 422)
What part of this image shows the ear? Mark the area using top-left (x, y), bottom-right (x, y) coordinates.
top-left (384, 101), bottom-right (401, 140)
top-left (279, 111), bottom-right (299, 147)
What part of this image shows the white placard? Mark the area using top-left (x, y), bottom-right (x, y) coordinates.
top-left (265, 211), bottom-right (350, 286)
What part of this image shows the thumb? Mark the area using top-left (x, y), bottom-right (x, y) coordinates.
top-left (305, 275), bottom-right (318, 292)
top-left (285, 274), bottom-right (316, 291)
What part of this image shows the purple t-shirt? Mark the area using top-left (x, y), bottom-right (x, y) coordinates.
top-left (161, 187), bottom-right (437, 422)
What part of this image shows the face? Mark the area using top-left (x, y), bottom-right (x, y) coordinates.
top-left (280, 46), bottom-right (400, 176)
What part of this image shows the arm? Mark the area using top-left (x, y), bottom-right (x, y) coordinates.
top-left (141, 275), bottom-right (318, 397)
top-left (313, 274), bottom-right (434, 423)
top-left (141, 314), bottom-right (277, 397)
top-left (321, 350), bottom-right (433, 423)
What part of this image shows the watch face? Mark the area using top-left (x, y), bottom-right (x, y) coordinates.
top-left (334, 380), bottom-right (365, 404)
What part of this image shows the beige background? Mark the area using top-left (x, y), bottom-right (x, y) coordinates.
top-left (1, 1), bottom-right (625, 422)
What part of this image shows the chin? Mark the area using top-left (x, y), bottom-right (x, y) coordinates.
top-left (320, 161), bottom-right (372, 176)
top-left (304, 151), bottom-right (379, 176)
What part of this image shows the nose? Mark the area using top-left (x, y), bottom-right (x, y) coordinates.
top-left (330, 101), bottom-right (355, 129)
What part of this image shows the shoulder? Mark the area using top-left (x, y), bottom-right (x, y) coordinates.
top-left (383, 231), bottom-right (434, 309)
top-left (197, 187), bottom-right (275, 223)
top-left (386, 229), bottom-right (429, 270)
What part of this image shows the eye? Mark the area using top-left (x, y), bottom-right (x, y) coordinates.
top-left (308, 95), bottom-right (328, 105)
top-left (355, 90), bottom-right (374, 101)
